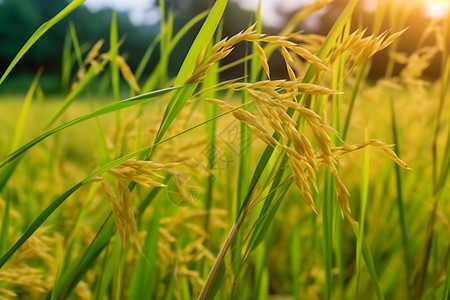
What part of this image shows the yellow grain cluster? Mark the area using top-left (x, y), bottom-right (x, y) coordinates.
top-left (327, 28), bottom-right (408, 74)
top-left (155, 208), bottom-right (226, 299)
top-left (186, 23), bottom-right (331, 84)
top-left (195, 24), bottom-right (410, 214)
top-left (0, 228), bottom-right (62, 298)
top-left (116, 55), bottom-right (141, 92)
top-left (97, 159), bottom-right (180, 250)
top-left (76, 39), bottom-right (105, 81)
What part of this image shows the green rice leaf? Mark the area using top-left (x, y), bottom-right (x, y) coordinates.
top-left (356, 128), bottom-right (370, 298)
top-left (69, 22), bottom-right (83, 70)
top-left (10, 68), bottom-right (43, 151)
top-left (0, 198), bottom-right (10, 255)
top-left (153, 0), bottom-right (227, 146)
top-left (0, 85), bottom-right (187, 169)
top-left (128, 198), bottom-right (161, 299)
top-left (141, 10), bottom-right (209, 92)
top-left (362, 239), bottom-right (386, 300)
top-left (110, 10), bottom-right (120, 101)
top-left (0, 0), bottom-right (86, 86)
top-left (443, 258), bottom-right (450, 300)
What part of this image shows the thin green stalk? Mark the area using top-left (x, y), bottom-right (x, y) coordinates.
top-left (414, 13), bottom-right (449, 299)
top-left (443, 256), bottom-right (450, 300)
top-left (202, 24), bottom-right (221, 238)
top-left (10, 103), bottom-right (251, 299)
top-left (322, 171), bottom-right (334, 300)
top-left (303, 0), bottom-right (359, 107)
top-left (158, 0), bottom-right (171, 86)
top-left (355, 128), bottom-right (370, 299)
top-left (342, 63), bottom-right (365, 141)
top-left (290, 222), bottom-right (301, 300)
top-left (231, 32), bottom-right (254, 297)
top-left (253, 243), bottom-right (268, 300)
top-left (141, 10), bottom-right (209, 92)
top-left (128, 197), bottom-right (161, 299)
top-left (361, 239), bottom-right (386, 300)
top-left (69, 22), bottom-right (83, 69)
top-left (61, 29), bottom-right (73, 91)
top-left (0, 197), bottom-right (9, 255)
top-left (0, 0), bottom-right (86, 86)
top-left (331, 20), bottom-right (348, 300)
top-left (390, 95), bottom-right (412, 299)
top-left (0, 69), bottom-right (43, 193)
top-left (152, 0), bottom-right (227, 148)
top-left (110, 10), bottom-right (119, 101)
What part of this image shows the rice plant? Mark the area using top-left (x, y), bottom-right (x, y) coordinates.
top-left (0, 0), bottom-right (449, 299)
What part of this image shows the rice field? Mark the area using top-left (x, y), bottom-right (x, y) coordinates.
top-left (0, 0), bottom-right (449, 299)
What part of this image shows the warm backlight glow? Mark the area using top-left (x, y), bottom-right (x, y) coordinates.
top-left (364, 0), bottom-right (449, 19)
top-left (423, 0), bottom-right (450, 19)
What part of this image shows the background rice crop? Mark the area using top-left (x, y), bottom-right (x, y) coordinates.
top-left (0, 0), bottom-right (449, 299)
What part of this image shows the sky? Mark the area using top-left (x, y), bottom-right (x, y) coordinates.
top-left (84, 0), bottom-right (317, 27)
top-left (84, 0), bottom-right (450, 26)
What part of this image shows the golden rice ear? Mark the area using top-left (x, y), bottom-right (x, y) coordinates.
top-left (98, 159), bottom-right (183, 251)
top-left (328, 140), bottom-right (411, 170)
top-left (253, 42), bottom-right (270, 79)
top-left (290, 46), bottom-right (329, 72)
top-left (281, 47), bottom-right (294, 63)
top-left (85, 39), bottom-right (104, 64)
top-left (211, 37), bottom-right (228, 53)
top-left (116, 56), bottom-right (141, 92)
top-left (286, 62), bottom-right (297, 81)
top-left (204, 98), bottom-right (233, 109)
top-left (379, 28), bottom-right (408, 50)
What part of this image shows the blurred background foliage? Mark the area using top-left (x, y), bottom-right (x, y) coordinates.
top-left (0, 0), bottom-right (443, 93)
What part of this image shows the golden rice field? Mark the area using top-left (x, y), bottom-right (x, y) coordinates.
top-left (0, 0), bottom-right (449, 299)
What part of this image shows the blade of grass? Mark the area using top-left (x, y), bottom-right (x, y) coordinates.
top-left (0, 69), bottom-right (43, 193)
top-left (134, 34), bottom-right (161, 83)
top-left (202, 24), bottom-right (221, 242)
top-left (110, 10), bottom-right (120, 101)
top-left (1, 100), bottom-right (249, 276)
top-left (45, 54), bottom-right (109, 128)
top-left (348, 219), bottom-right (385, 300)
top-left (141, 10), bottom-right (209, 92)
top-left (61, 30), bottom-right (73, 91)
top-left (1, 85), bottom-right (186, 169)
top-left (414, 15), bottom-right (449, 299)
top-left (356, 126), bottom-right (370, 299)
top-left (342, 63), bottom-right (365, 141)
top-left (10, 68), bottom-right (43, 151)
top-left (331, 20), bottom-right (349, 300)
top-left (158, 0), bottom-right (171, 86)
top-left (0, 0), bottom-right (85, 86)
top-left (0, 182), bottom-right (83, 268)
top-left (128, 198), bottom-right (161, 299)
top-left (69, 22), bottom-right (83, 70)
top-left (152, 0), bottom-right (228, 148)
top-left (231, 19), bottom-right (257, 292)
top-left (290, 222), bottom-right (301, 300)
top-left (253, 243), bottom-right (268, 300)
top-left (323, 171), bottom-right (334, 300)
top-left (92, 241), bottom-right (112, 300)
top-left (53, 213), bottom-right (116, 300)
top-left (390, 94), bottom-right (412, 298)
top-left (443, 257), bottom-right (450, 300)
top-left (362, 239), bottom-right (386, 300)
top-left (234, 0), bottom-right (359, 224)
top-left (58, 182), bottom-right (166, 300)
top-left (303, 0), bottom-right (358, 95)
top-left (0, 197), bottom-right (9, 255)
top-left (245, 170), bottom-right (292, 256)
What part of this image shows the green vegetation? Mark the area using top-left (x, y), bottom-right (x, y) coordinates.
top-left (0, 0), bottom-right (449, 299)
